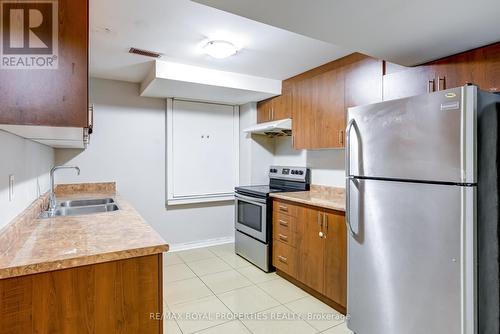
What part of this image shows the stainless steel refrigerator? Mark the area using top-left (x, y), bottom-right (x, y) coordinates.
top-left (345, 85), bottom-right (500, 334)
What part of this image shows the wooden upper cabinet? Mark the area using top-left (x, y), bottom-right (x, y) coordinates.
top-left (257, 98), bottom-right (272, 123)
top-left (296, 206), bottom-right (325, 293)
top-left (314, 67), bottom-right (345, 149)
top-left (257, 86), bottom-right (292, 124)
top-left (384, 42), bottom-right (500, 100)
top-left (323, 211), bottom-right (347, 308)
top-left (292, 66), bottom-right (345, 149)
top-left (273, 83), bottom-right (292, 120)
top-left (291, 53), bottom-right (382, 150)
top-left (0, 0), bottom-right (89, 127)
top-left (482, 43), bottom-right (500, 92)
top-left (291, 77), bottom-right (314, 148)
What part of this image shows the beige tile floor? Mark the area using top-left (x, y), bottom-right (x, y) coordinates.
top-left (163, 243), bottom-right (353, 334)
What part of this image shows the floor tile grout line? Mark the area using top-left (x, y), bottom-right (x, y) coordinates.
top-left (281, 298), bottom-right (347, 333)
top-left (168, 246), bottom-right (350, 333)
top-left (164, 246), bottom-right (242, 333)
top-left (188, 256), bottom-right (255, 334)
top-left (185, 248), bottom-right (280, 334)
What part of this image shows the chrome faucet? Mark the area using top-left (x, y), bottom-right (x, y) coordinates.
top-left (49, 165), bottom-right (80, 212)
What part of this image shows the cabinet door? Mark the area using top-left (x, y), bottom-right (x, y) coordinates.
top-left (313, 68), bottom-right (345, 149)
top-left (257, 99), bottom-right (272, 123)
top-left (296, 206), bottom-right (325, 292)
top-left (272, 84), bottom-right (292, 120)
top-left (292, 77), bottom-right (314, 148)
top-left (431, 52), bottom-right (477, 91)
top-left (482, 42), bottom-right (500, 92)
top-left (323, 211), bottom-right (347, 308)
top-left (383, 66), bottom-right (436, 101)
top-left (0, 0), bottom-right (88, 127)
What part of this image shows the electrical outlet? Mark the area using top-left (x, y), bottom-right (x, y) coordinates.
top-left (8, 174), bottom-right (14, 202)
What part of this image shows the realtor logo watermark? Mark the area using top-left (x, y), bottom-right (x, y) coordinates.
top-left (1, 0), bottom-right (58, 69)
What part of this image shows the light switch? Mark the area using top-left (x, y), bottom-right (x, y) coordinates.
top-left (9, 174), bottom-right (14, 201)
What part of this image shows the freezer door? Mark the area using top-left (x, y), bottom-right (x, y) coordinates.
top-left (347, 85), bottom-right (476, 183)
top-left (347, 178), bottom-right (476, 334)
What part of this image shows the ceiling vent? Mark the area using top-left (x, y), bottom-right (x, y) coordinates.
top-left (128, 47), bottom-right (162, 58)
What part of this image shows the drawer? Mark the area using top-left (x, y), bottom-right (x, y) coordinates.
top-left (273, 241), bottom-right (297, 277)
top-left (273, 200), bottom-right (299, 217)
top-left (273, 214), bottom-right (297, 248)
top-left (273, 212), bottom-right (296, 233)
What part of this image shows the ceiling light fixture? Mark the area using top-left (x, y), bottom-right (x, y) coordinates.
top-left (203, 40), bottom-right (238, 59)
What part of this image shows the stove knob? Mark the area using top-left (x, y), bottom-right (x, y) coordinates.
top-left (298, 170), bottom-right (304, 175)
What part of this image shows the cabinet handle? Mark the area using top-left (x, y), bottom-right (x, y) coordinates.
top-left (279, 220), bottom-right (289, 227)
top-left (278, 234), bottom-right (288, 242)
top-left (319, 231), bottom-right (325, 238)
top-left (279, 205), bottom-right (288, 212)
top-left (338, 130), bottom-right (344, 146)
top-left (278, 255), bottom-right (288, 263)
top-left (324, 214), bottom-right (329, 234)
top-left (427, 79), bottom-right (436, 93)
top-left (438, 76), bottom-right (446, 91)
top-left (88, 104), bottom-right (94, 131)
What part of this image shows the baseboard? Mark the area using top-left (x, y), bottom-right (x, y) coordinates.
top-left (168, 236), bottom-right (235, 252)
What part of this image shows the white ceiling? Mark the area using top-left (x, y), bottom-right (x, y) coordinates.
top-left (193, 0), bottom-right (500, 66)
top-left (90, 0), bottom-right (352, 83)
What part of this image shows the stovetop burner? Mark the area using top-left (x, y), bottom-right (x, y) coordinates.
top-left (235, 166), bottom-right (311, 198)
top-left (234, 185), bottom-right (284, 197)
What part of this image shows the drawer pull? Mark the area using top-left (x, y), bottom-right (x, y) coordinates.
top-left (279, 205), bottom-right (288, 212)
top-left (279, 220), bottom-right (289, 227)
top-left (278, 255), bottom-right (288, 264)
top-left (278, 234), bottom-right (288, 242)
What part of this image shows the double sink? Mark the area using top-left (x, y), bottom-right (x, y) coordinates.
top-left (39, 198), bottom-right (119, 219)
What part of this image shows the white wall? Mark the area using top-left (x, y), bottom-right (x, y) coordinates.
top-left (55, 78), bottom-right (235, 248)
top-left (239, 103), bottom-right (274, 186)
top-left (0, 130), bottom-right (54, 229)
top-left (239, 108), bottom-right (346, 188)
top-left (273, 137), bottom-right (345, 188)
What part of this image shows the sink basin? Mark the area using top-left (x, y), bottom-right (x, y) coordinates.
top-left (39, 203), bottom-right (119, 219)
top-left (58, 198), bottom-right (114, 207)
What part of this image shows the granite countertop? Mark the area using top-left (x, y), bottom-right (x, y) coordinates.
top-left (0, 183), bottom-right (168, 279)
top-left (270, 185), bottom-right (346, 212)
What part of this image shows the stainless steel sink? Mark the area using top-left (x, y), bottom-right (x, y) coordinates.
top-left (58, 198), bottom-right (114, 207)
top-left (39, 203), bottom-right (119, 219)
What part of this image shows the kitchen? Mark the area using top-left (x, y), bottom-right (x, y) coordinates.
top-left (0, 0), bottom-right (499, 333)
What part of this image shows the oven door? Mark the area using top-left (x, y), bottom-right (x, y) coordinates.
top-left (235, 193), bottom-right (267, 243)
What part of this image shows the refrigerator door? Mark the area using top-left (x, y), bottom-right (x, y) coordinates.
top-left (347, 178), bottom-right (476, 334)
top-left (347, 85), bottom-right (476, 184)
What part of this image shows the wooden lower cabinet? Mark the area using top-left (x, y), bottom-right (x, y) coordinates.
top-left (272, 199), bottom-right (347, 313)
top-left (323, 212), bottom-right (348, 307)
top-left (0, 254), bottom-right (163, 334)
top-left (296, 206), bottom-right (325, 292)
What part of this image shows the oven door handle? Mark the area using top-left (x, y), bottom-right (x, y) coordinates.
top-left (235, 193), bottom-right (267, 205)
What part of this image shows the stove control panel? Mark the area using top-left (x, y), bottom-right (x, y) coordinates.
top-left (269, 166), bottom-right (310, 182)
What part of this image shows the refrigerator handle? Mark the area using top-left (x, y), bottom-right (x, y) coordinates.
top-left (345, 118), bottom-right (357, 236)
top-left (346, 118), bottom-right (356, 177)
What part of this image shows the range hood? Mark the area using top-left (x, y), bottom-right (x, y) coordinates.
top-left (243, 118), bottom-right (292, 137)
